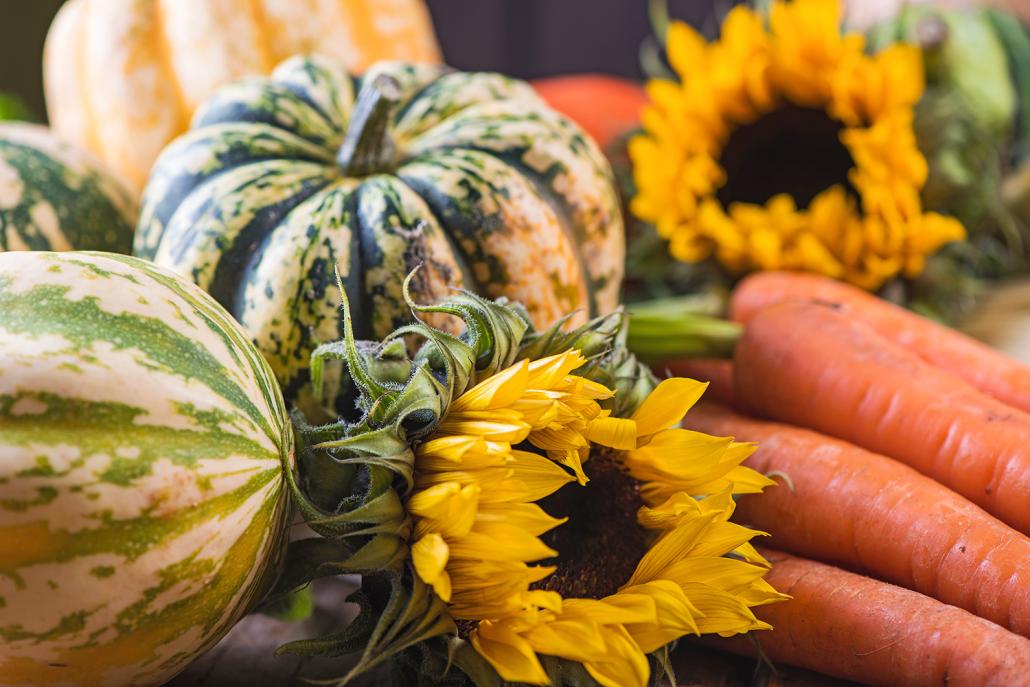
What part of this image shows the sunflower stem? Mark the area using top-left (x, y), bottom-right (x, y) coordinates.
top-left (337, 75), bottom-right (401, 176)
top-left (625, 295), bottom-right (742, 362)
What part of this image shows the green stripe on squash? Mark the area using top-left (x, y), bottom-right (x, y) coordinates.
top-left (0, 251), bottom-right (291, 687)
top-left (0, 123), bottom-right (136, 254)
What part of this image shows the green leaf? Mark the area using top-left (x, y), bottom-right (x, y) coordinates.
top-left (264, 538), bottom-right (356, 598)
top-left (257, 585), bottom-right (315, 622)
top-left (984, 8), bottom-right (1030, 162)
top-left (0, 93), bottom-right (34, 122)
top-left (276, 590), bottom-right (377, 658)
top-left (284, 571), bottom-right (456, 687)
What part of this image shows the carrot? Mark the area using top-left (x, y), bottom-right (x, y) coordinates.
top-left (532, 74), bottom-right (646, 149)
top-left (713, 549), bottom-right (1030, 687)
top-left (685, 402), bottom-right (1030, 637)
top-left (730, 270), bottom-right (1030, 415)
top-left (734, 301), bottom-right (1030, 535)
top-left (662, 358), bottom-right (737, 407)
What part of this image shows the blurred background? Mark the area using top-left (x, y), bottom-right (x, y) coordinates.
top-left (0, 0), bottom-right (739, 122)
top-left (7, 0), bottom-right (1029, 124)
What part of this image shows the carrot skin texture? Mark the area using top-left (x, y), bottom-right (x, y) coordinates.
top-left (685, 402), bottom-right (1030, 636)
top-left (730, 270), bottom-right (1030, 414)
top-left (716, 549), bottom-right (1030, 687)
top-left (661, 358), bottom-right (737, 407)
top-left (734, 301), bottom-right (1030, 535)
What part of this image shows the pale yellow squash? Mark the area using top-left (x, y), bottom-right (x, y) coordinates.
top-left (43, 0), bottom-right (441, 193)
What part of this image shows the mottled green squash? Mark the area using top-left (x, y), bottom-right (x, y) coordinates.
top-left (0, 123), bottom-right (136, 253)
top-left (134, 57), bottom-right (624, 417)
top-left (0, 251), bottom-right (291, 687)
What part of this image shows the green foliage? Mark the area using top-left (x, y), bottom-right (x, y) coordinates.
top-left (0, 93), bottom-right (34, 122)
top-left (625, 296), bottom-right (742, 363)
top-left (257, 586), bottom-right (315, 622)
top-left (868, 6), bottom-right (1030, 320)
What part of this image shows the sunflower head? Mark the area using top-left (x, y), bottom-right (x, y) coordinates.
top-left (630, 0), bottom-right (966, 291)
top-left (272, 273), bottom-right (785, 687)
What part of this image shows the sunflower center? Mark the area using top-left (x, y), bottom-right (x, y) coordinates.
top-left (716, 105), bottom-right (856, 209)
top-left (531, 448), bottom-right (650, 600)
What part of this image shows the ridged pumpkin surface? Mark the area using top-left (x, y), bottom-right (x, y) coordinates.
top-left (0, 252), bottom-right (291, 687)
top-left (44, 0), bottom-right (441, 192)
top-left (0, 123), bottom-right (136, 253)
top-left (134, 57), bottom-right (625, 417)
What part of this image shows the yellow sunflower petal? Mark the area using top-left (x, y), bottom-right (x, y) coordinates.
top-left (448, 524), bottom-right (558, 563)
top-left (549, 449), bottom-right (590, 486)
top-left (627, 510), bottom-right (722, 586)
top-left (412, 533), bottom-right (452, 602)
top-left (620, 580), bottom-right (701, 652)
top-left (526, 350), bottom-right (587, 388)
top-left (661, 556), bottom-right (772, 596)
top-left (585, 416), bottom-right (639, 450)
top-left (409, 482), bottom-right (480, 539)
top-left (472, 620), bottom-right (551, 685)
top-left (525, 618), bottom-right (608, 661)
top-left (581, 625), bottom-right (651, 687)
top-left (508, 450), bottom-right (578, 501)
top-left (475, 502), bottom-right (567, 537)
top-left (680, 582), bottom-right (772, 636)
top-left (631, 377), bottom-right (709, 437)
top-left (417, 435), bottom-right (487, 464)
top-left (450, 360), bottom-right (529, 412)
top-left (436, 416), bottom-right (531, 443)
top-left (666, 20), bottom-right (709, 79)
top-left (561, 595), bottom-right (657, 626)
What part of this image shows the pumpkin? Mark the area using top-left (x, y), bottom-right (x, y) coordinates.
top-left (532, 74), bottom-right (648, 150)
top-left (0, 251), bottom-right (291, 687)
top-left (0, 123), bottom-right (136, 253)
top-left (134, 56), bottom-right (624, 418)
top-left (43, 0), bottom-right (441, 193)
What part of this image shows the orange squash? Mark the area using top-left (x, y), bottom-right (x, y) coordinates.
top-left (43, 0), bottom-right (440, 193)
top-left (532, 74), bottom-right (647, 149)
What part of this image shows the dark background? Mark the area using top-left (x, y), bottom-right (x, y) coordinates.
top-left (0, 0), bottom-right (729, 122)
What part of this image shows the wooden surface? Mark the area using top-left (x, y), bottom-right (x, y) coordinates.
top-left (167, 577), bottom-right (850, 687)
top-left (167, 577), bottom-right (385, 687)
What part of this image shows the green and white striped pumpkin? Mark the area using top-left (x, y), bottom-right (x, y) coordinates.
top-left (0, 251), bottom-right (291, 687)
top-left (0, 123), bottom-right (136, 253)
top-left (133, 56), bottom-right (624, 417)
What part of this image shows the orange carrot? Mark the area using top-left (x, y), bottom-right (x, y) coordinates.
top-left (713, 549), bottom-right (1030, 687)
top-left (532, 74), bottom-right (646, 149)
top-left (730, 271), bottom-right (1030, 415)
top-left (734, 301), bottom-right (1030, 535)
top-left (686, 402), bottom-right (1030, 636)
top-left (661, 358), bottom-right (737, 407)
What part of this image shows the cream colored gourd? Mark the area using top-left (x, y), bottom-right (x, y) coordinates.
top-left (43, 0), bottom-right (440, 192)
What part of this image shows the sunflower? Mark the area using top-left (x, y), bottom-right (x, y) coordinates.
top-left (280, 277), bottom-right (785, 687)
top-left (630, 0), bottom-right (966, 290)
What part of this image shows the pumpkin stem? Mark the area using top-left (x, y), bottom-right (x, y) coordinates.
top-left (337, 75), bottom-right (402, 176)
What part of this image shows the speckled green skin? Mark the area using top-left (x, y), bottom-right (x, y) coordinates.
top-left (134, 57), bottom-right (624, 418)
top-left (0, 251), bottom-right (291, 687)
top-left (0, 123), bottom-right (136, 253)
